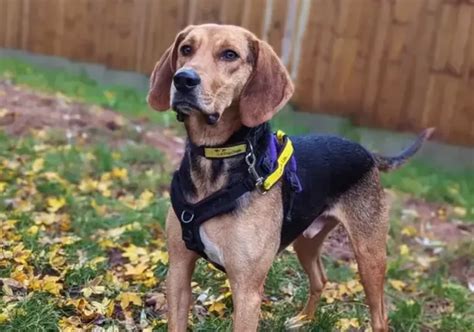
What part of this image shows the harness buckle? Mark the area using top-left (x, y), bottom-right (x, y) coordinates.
top-left (180, 210), bottom-right (194, 223)
top-left (245, 141), bottom-right (267, 194)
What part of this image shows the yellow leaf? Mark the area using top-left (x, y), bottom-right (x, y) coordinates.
top-left (322, 289), bottom-right (338, 303)
top-left (150, 250), bottom-right (168, 265)
top-left (58, 316), bottom-right (82, 331)
top-left (82, 285), bottom-right (105, 298)
top-left (389, 279), bottom-right (406, 292)
top-left (79, 178), bottom-right (98, 192)
top-left (345, 280), bottom-right (363, 294)
top-left (0, 312), bottom-right (8, 323)
top-left (124, 263), bottom-right (148, 276)
top-left (112, 167), bottom-right (128, 180)
top-left (399, 244), bottom-right (410, 256)
top-left (2, 284), bottom-right (13, 296)
top-left (32, 158), bottom-right (44, 173)
top-left (47, 197), bottom-right (66, 213)
top-left (27, 225), bottom-right (39, 235)
top-left (88, 257), bottom-right (106, 267)
top-left (337, 318), bottom-right (360, 332)
top-left (122, 245), bottom-right (148, 263)
top-left (119, 292), bottom-right (142, 309)
top-left (11, 268), bottom-right (29, 285)
top-left (401, 225), bottom-right (417, 237)
top-left (91, 199), bottom-right (107, 216)
top-left (453, 206), bottom-right (467, 217)
top-left (34, 212), bottom-right (57, 225)
top-left (208, 301), bottom-right (226, 316)
top-left (42, 275), bottom-right (63, 296)
top-left (135, 190), bottom-right (154, 210)
top-left (0, 182), bottom-right (6, 192)
top-left (97, 181), bottom-right (111, 197)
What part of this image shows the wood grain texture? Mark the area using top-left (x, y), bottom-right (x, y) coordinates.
top-left (0, 0), bottom-right (473, 145)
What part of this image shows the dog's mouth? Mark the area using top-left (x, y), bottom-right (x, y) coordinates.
top-left (172, 101), bottom-right (220, 125)
top-left (172, 101), bottom-right (198, 114)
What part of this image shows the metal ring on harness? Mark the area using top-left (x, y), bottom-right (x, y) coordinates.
top-left (180, 210), bottom-right (194, 224)
top-left (245, 140), bottom-right (265, 193)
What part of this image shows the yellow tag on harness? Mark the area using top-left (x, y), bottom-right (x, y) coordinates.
top-left (262, 130), bottom-right (294, 191)
top-left (203, 144), bottom-right (247, 158)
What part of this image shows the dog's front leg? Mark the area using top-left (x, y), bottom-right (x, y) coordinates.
top-left (226, 245), bottom-right (276, 332)
top-left (229, 276), bottom-right (266, 332)
top-left (165, 210), bottom-right (199, 332)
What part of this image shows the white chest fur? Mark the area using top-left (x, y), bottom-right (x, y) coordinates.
top-left (199, 226), bottom-right (225, 266)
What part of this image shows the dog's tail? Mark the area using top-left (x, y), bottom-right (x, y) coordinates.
top-left (373, 128), bottom-right (435, 172)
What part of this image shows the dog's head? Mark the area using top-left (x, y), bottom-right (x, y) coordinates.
top-left (147, 24), bottom-right (294, 128)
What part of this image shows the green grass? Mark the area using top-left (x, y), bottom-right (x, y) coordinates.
top-left (0, 293), bottom-right (64, 332)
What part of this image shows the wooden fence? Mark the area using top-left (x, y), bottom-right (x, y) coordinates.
top-left (0, 0), bottom-right (473, 146)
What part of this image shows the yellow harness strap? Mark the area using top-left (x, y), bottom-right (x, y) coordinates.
top-left (262, 130), bottom-right (294, 191)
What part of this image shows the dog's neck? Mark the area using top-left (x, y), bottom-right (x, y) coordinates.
top-left (179, 108), bottom-right (270, 202)
top-left (183, 104), bottom-right (242, 146)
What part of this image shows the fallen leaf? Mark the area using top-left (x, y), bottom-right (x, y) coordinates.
top-left (47, 197), bottom-right (66, 213)
top-left (119, 292), bottom-right (142, 309)
top-left (389, 279), bottom-right (406, 292)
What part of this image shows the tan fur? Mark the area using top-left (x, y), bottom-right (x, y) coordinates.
top-left (147, 24), bottom-right (410, 332)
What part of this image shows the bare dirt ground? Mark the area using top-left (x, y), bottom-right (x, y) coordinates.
top-left (0, 80), bottom-right (184, 166)
top-left (1, 80), bottom-right (472, 285)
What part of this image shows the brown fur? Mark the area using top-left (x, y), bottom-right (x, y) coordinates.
top-left (148, 24), bottom-right (429, 332)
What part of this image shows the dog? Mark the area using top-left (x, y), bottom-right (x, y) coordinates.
top-left (147, 24), bottom-right (433, 332)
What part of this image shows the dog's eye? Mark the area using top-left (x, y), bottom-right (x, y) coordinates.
top-left (180, 45), bottom-right (192, 56)
top-left (221, 50), bottom-right (239, 61)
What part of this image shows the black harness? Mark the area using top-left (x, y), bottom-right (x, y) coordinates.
top-left (170, 125), bottom-right (302, 268)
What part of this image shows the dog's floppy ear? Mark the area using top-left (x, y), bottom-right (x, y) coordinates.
top-left (147, 27), bottom-right (193, 111)
top-left (239, 39), bottom-right (294, 127)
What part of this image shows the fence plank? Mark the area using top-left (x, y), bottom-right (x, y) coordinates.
top-left (24, 0), bottom-right (63, 55)
top-left (0, 0), bottom-right (7, 46)
top-left (293, 0), bottom-right (324, 108)
top-left (189, 0), bottom-right (222, 24)
top-left (60, 0), bottom-right (106, 62)
top-left (241, 0), bottom-right (267, 36)
top-left (220, 0), bottom-right (245, 25)
top-left (142, 0), bottom-right (186, 74)
top-left (361, 0), bottom-right (389, 123)
top-left (3, 0), bottom-right (23, 48)
top-left (265, 0), bottom-right (288, 56)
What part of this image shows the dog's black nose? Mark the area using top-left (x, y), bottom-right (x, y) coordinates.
top-left (173, 69), bottom-right (201, 93)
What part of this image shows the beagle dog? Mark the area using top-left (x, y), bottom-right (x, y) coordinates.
top-left (147, 24), bottom-right (433, 332)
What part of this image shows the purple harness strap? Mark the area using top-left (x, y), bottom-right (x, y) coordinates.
top-left (266, 133), bottom-right (303, 193)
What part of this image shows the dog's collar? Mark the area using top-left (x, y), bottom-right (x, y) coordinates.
top-left (192, 142), bottom-right (249, 159)
top-left (188, 124), bottom-right (267, 159)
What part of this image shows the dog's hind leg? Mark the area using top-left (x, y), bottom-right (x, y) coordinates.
top-left (338, 170), bottom-right (389, 332)
top-left (291, 217), bottom-right (339, 322)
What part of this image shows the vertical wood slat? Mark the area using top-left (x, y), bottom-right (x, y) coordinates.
top-left (264, 0), bottom-right (288, 56)
top-left (25, 0), bottom-right (63, 55)
top-left (0, 0), bottom-right (8, 47)
top-left (292, 0), bottom-right (324, 108)
top-left (241, 0), bottom-right (267, 36)
top-left (0, 0), bottom-right (473, 146)
top-left (2, 0), bottom-right (23, 48)
top-left (220, 0), bottom-right (245, 25)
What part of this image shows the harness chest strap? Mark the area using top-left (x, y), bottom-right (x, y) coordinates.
top-left (170, 130), bottom-right (301, 267)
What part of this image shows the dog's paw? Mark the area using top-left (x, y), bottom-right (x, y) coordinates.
top-left (285, 313), bottom-right (312, 330)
